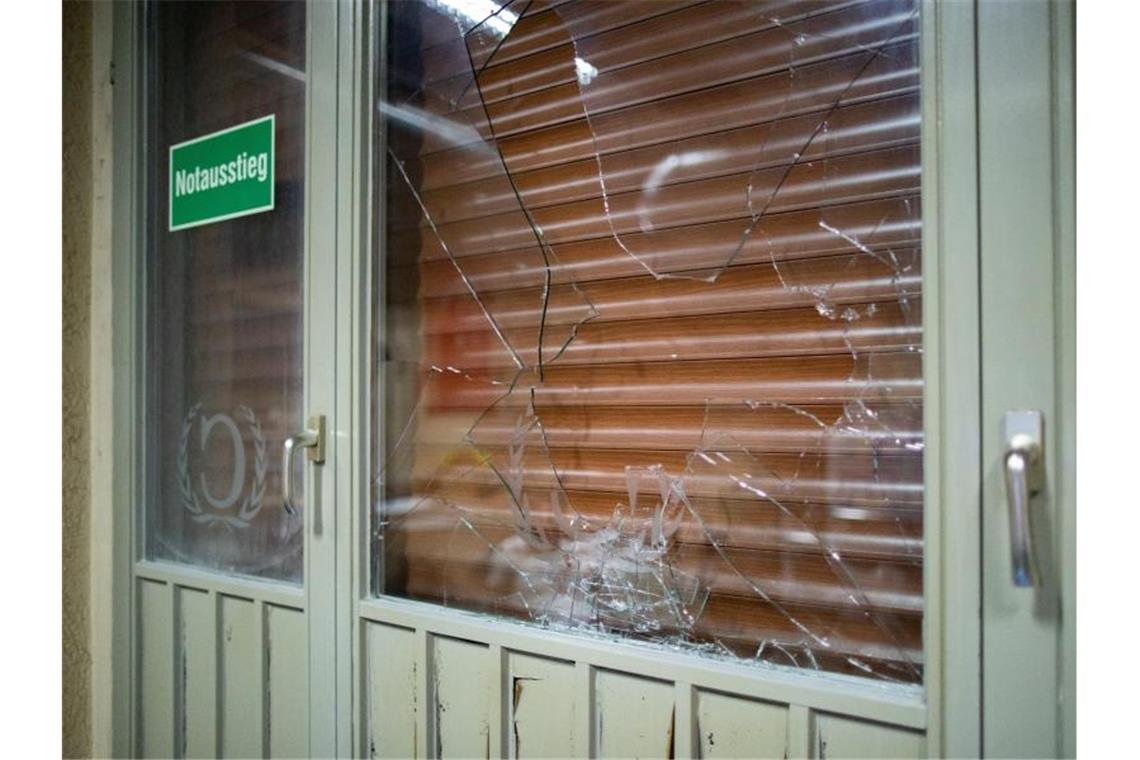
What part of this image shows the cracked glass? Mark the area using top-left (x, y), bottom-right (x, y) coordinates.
top-left (372, 0), bottom-right (923, 683)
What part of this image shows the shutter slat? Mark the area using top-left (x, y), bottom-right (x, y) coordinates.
top-left (411, 446), bottom-right (922, 506)
top-left (412, 249), bottom-right (921, 333)
top-left (405, 197), bottom-right (920, 298)
top-left (413, 0), bottom-right (917, 150)
top-left (420, 352), bottom-right (923, 408)
top-left (398, 517), bottom-right (922, 613)
top-left (388, 485), bottom-right (923, 558)
top-left (418, 39), bottom-right (918, 183)
top-left (420, 1), bottom-right (701, 85)
top-left (439, 1), bottom-right (855, 104)
top-left (416, 404), bottom-right (923, 454)
top-left (397, 146), bottom-right (920, 258)
top-left (417, 93), bottom-right (920, 223)
top-left (420, 299), bottom-right (921, 369)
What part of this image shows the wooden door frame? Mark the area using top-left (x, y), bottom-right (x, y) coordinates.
top-left (103, 0), bottom-right (1077, 755)
top-left (977, 1), bottom-right (1076, 756)
top-left (345, 1), bottom-right (988, 756)
top-left (105, 1), bottom-right (352, 755)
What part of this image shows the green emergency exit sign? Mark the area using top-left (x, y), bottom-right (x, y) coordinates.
top-left (168, 114), bottom-right (275, 231)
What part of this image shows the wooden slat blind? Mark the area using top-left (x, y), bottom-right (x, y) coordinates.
top-left (378, 0), bottom-right (924, 683)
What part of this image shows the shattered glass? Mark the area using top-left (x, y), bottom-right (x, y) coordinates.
top-left (374, 0), bottom-right (924, 683)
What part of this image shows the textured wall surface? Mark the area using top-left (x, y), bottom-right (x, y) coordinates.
top-left (62, 1), bottom-right (93, 756)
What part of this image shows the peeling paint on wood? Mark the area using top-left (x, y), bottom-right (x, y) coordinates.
top-left (219, 595), bottom-right (261, 759)
top-left (139, 581), bottom-right (174, 758)
top-left (696, 690), bottom-right (789, 759)
top-left (266, 605), bottom-right (308, 757)
top-left (509, 654), bottom-right (576, 758)
top-left (595, 670), bottom-right (674, 759)
top-left (366, 623), bottom-right (418, 759)
top-left (433, 637), bottom-right (493, 759)
top-left (178, 588), bottom-right (216, 759)
top-left (811, 713), bottom-right (925, 759)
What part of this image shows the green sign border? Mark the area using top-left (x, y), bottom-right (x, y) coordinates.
top-left (168, 114), bottom-right (276, 232)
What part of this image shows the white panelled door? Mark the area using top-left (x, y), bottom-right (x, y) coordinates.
top-left (115, 1), bottom-right (1074, 758)
top-left (126, 1), bottom-right (345, 756)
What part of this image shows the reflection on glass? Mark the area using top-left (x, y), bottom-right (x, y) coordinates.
top-left (374, 0), bottom-right (923, 683)
top-left (146, 1), bottom-right (307, 582)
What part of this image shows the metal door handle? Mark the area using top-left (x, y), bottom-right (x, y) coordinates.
top-left (1001, 411), bottom-right (1044, 587)
top-left (282, 415), bottom-right (325, 515)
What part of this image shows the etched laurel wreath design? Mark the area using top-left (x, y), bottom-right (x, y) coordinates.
top-left (177, 403), bottom-right (268, 529)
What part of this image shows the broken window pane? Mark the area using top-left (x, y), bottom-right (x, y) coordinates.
top-left (373, 0), bottom-right (924, 684)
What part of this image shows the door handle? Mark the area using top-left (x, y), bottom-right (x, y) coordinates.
top-left (1001, 410), bottom-right (1044, 587)
top-left (282, 415), bottom-right (326, 515)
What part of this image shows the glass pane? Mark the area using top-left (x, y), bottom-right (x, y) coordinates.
top-left (372, 0), bottom-right (923, 683)
top-left (145, 0), bottom-right (307, 582)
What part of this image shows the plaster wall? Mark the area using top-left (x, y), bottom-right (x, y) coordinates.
top-left (63, 1), bottom-right (94, 755)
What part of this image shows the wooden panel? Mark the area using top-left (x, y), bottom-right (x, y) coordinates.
top-left (366, 623), bottom-right (420, 759)
top-left (219, 595), bottom-right (263, 758)
top-left (432, 636), bottom-right (495, 758)
top-left (812, 713), bottom-right (925, 759)
top-left (266, 604), bottom-right (308, 757)
top-left (508, 653), bottom-right (577, 758)
top-left (594, 670), bottom-right (675, 758)
top-left (179, 587), bottom-right (217, 758)
top-left (139, 580), bottom-right (175, 758)
top-left (696, 690), bottom-right (789, 759)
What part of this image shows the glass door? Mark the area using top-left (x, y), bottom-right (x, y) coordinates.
top-left (360, 1), bottom-right (934, 757)
top-left (131, 1), bottom-right (343, 756)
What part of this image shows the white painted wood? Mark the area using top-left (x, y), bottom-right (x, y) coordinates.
top-left (115, 2), bottom-right (344, 755)
top-left (357, 603), bottom-right (936, 760)
top-left (267, 604), bottom-right (309, 758)
top-left (219, 595), bottom-right (263, 758)
top-left (305, 0), bottom-right (352, 752)
top-left (696, 690), bottom-right (789, 760)
top-left (673, 682), bottom-right (695, 760)
top-left (594, 670), bottom-right (675, 759)
top-left (112, 3), bottom-right (1079, 757)
top-left (432, 636), bottom-right (494, 759)
top-left (178, 587), bottom-right (217, 758)
top-left (88, 3), bottom-right (116, 754)
top-left (488, 644), bottom-right (506, 759)
top-left (920, 0), bottom-right (983, 754)
top-left (415, 629), bottom-right (432, 758)
top-left (787, 704), bottom-right (811, 759)
top-left (574, 662), bottom-right (594, 759)
top-left (811, 713), bottom-right (926, 759)
top-left (508, 653), bottom-right (577, 759)
top-left (978, 2), bottom-right (1075, 756)
top-left (138, 580), bottom-right (174, 758)
top-left (366, 623), bottom-right (419, 759)
top-left (360, 598), bottom-right (926, 730)
top-left (135, 561), bottom-right (305, 611)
